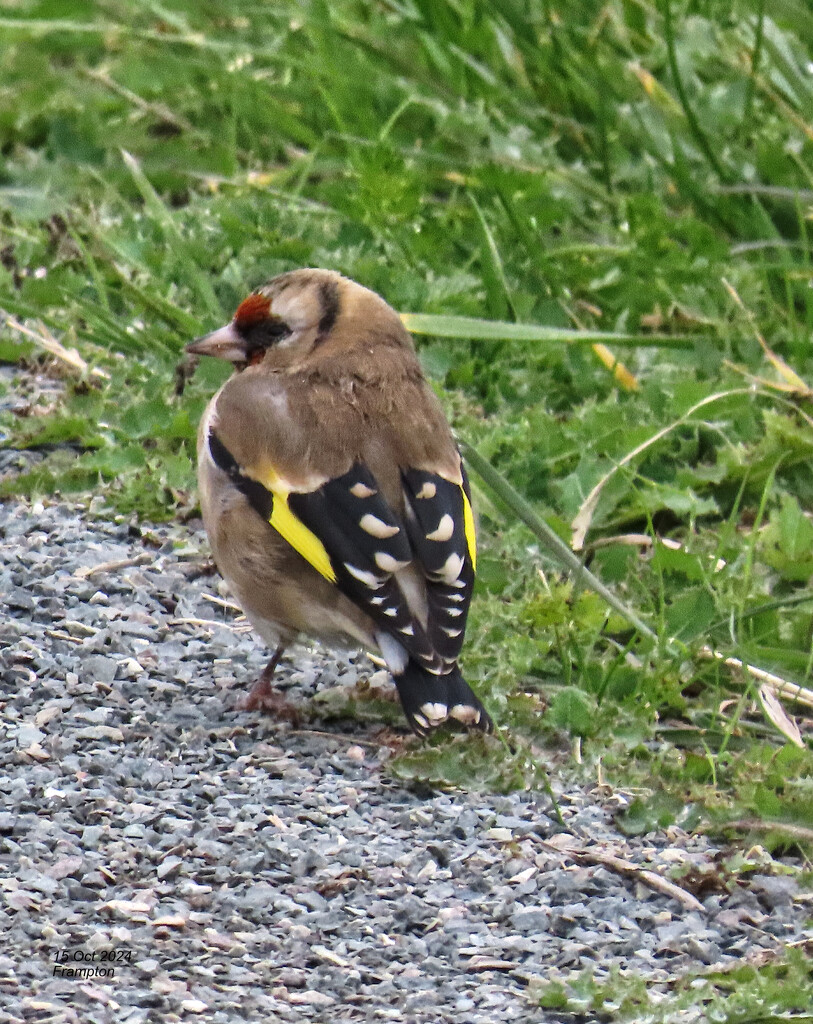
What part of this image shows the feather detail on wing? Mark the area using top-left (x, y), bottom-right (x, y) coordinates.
top-left (207, 431), bottom-right (336, 582)
top-left (401, 467), bottom-right (476, 665)
top-left (207, 430), bottom-right (468, 675)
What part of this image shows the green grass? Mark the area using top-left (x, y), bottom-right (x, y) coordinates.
top-left (532, 946), bottom-right (813, 1023)
top-left (2, 0), bottom-right (812, 870)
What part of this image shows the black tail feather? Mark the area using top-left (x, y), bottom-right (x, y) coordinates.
top-left (394, 661), bottom-right (493, 736)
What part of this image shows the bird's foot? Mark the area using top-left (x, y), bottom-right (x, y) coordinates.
top-left (238, 680), bottom-right (300, 723)
top-left (236, 645), bottom-right (300, 724)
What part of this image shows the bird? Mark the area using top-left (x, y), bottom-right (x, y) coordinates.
top-left (185, 268), bottom-right (492, 736)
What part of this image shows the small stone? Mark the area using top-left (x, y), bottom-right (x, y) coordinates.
top-left (157, 857), bottom-right (183, 882)
top-left (47, 857), bottom-right (84, 880)
top-left (6, 588), bottom-right (35, 610)
top-left (512, 909), bottom-right (550, 933)
top-left (82, 826), bottom-right (105, 846)
top-left (181, 999), bottom-right (208, 1013)
top-left (750, 875), bottom-right (798, 908)
top-left (75, 726), bottom-right (125, 742)
top-left (14, 725), bottom-right (45, 747)
top-left (101, 899), bottom-right (152, 920)
top-left (288, 991), bottom-right (335, 1006)
top-left (83, 655), bottom-right (118, 684)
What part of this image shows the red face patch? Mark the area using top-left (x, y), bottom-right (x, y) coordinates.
top-left (234, 293), bottom-right (272, 328)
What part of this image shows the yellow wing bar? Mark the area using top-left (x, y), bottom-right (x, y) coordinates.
top-left (268, 491), bottom-right (337, 584)
top-left (461, 486), bottom-right (477, 572)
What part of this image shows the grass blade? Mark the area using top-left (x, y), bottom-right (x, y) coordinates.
top-left (120, 150), bottom-right (221, 319)
top-left (400, 312), bottom-right (697, 348)
top-left (459, 439), bottom-right (658, 643)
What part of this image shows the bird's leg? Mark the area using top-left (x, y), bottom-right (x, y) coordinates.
top-left (238, 644), bottom-right (299, 722)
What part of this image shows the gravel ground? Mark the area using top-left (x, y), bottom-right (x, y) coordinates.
top-left (1, 497), bottom-right (811, 1024)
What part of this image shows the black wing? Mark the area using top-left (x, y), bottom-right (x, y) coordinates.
top-left (401, 466), bottom-right (476, 666)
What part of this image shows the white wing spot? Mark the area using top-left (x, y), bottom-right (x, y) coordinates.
top-left (439, 553), bottom-right (464, 584)
top-left (374, 552), bottom-right (410, 573)
top-left (344, 563), bottom-right (385, 589)
top-left (359, 513), bottom-right (399, 539)
top-left (350, 482), bottom-right (377, 498)
top-left (426, 514), bottom-right (454, 542)
top-left (450, 704), bottom-right (481, 725)
top-left (382, 607), bottom-right (398, 617)
top-left (416, 482), bottom-right (437, 500)
top-left (445, 607), bottom-right (463, 617)
top-left (420, 702), bottom-right (448, 725)
top-left (442, 627), bottom-right (463, 638)
top-left (446, 593), bottom-right (465, 603)
top-left (399, 624), bottom-right (415, 636)
top-left (370, 595), bottom-right (387, 606)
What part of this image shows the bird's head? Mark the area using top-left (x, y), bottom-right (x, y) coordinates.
top-left (185, 268), bottom-right (367, 367)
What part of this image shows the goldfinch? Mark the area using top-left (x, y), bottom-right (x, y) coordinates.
top-left (185, 269), bottom-right (492, 736)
